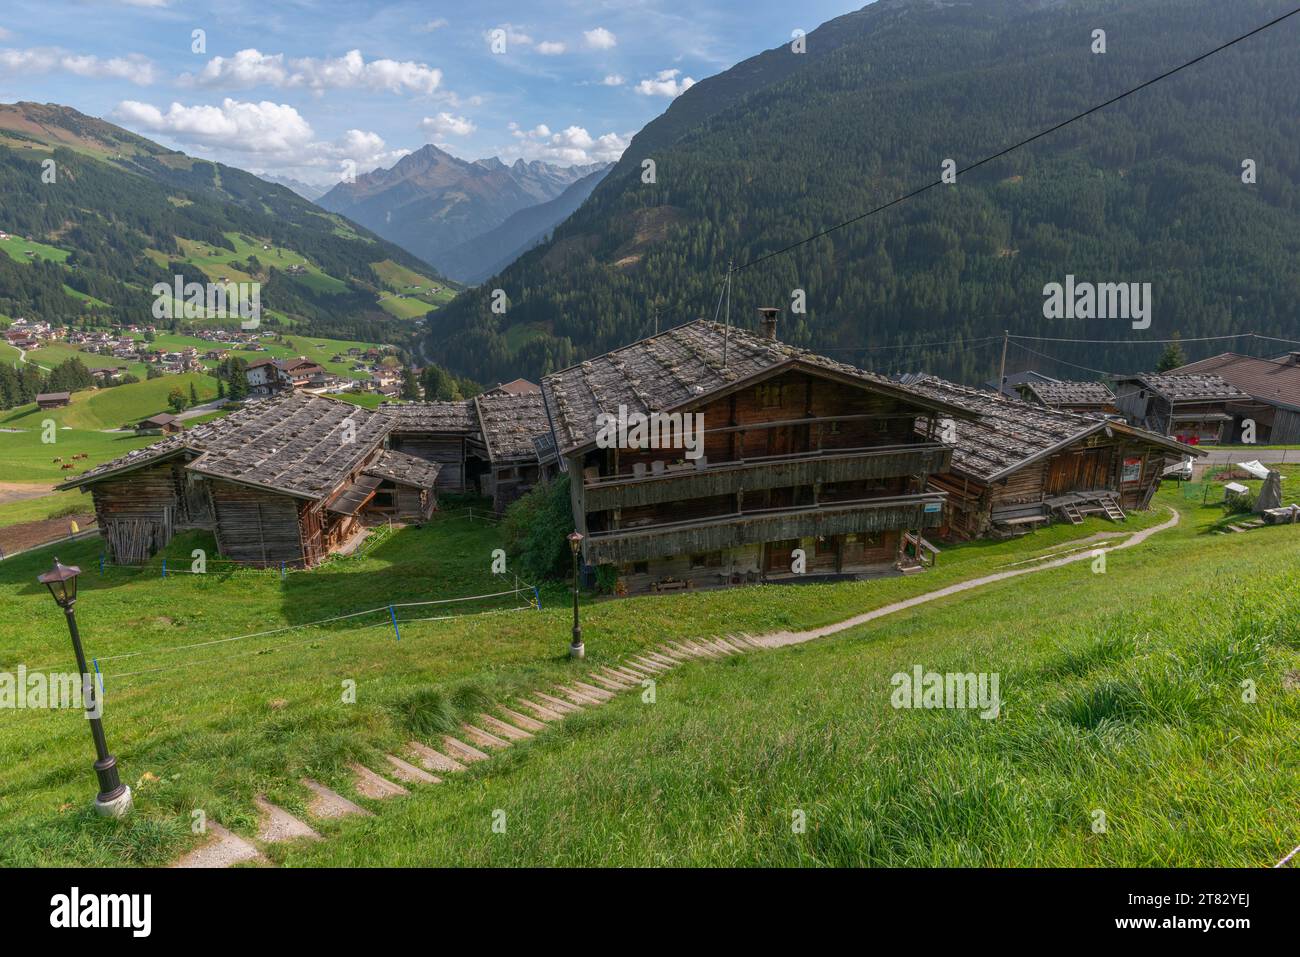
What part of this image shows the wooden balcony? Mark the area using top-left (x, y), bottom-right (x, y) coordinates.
top-left (582, 443), bottom-right (951, 512)
top-left (583, 492), bottom-right (946, 564)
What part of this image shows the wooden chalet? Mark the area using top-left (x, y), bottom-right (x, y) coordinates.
top-left (1168, 352), bottom-right (1300, 444)
top-left (1111, 373), bottom-right (1248, 445)
top-left (58, 393), bottom-right (441, 567)
top-left (541, 316), bottom-right (973, 594)
top-left (36, 392), bottom-right (71, 409)
top-left (136, 412), bottom-right (183, 435)
top-left (380, 401), bottom-right (481, 493)
top-left (472, 391), bottom-right (555, 513)
top-left (1016, 379), bottom-right (1117, 416)
top-left (903, 377), bottom-right (1201, 538)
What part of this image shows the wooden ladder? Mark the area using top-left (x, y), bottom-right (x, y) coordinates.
top-left (1099, 493), bottom-right (1126, 522)
top-left (1060, 503), bottom-right (1085, 525)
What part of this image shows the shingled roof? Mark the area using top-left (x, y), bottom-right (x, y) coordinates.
top-left (474, 391), bottom-right (550, 464)
top-left (1117, 373), bottom-right (1249, 402)
top-left (1169, 353), bottom-right (1300, 412)
top-left (906, 376), bottom-right (1194, 483)
top-left (1020, 379), bottom-right (1115, 408)
top-left (363, 449), bottom-right (442, 488)
top-left (540, 319), bottom-right (972, 455)
top-left (61, 392), bottom-right (392, 499)
top-left (379, 400), bottom-right (478, 432)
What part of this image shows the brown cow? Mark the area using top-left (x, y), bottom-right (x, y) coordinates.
top-left (60, 463), bottom-right (73, 470)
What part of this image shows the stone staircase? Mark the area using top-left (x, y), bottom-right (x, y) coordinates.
top-left (171, 634), bottom-right (765, 868)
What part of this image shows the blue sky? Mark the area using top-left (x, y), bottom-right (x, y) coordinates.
top-left (0, 0), bottom-right (868, 186)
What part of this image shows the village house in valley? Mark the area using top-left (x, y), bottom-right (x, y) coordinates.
top-left (59, 393), bottom-right (442, 566)
top-left (542, 315), bottom-right (974, 593)
top-left (903, 377), bottom-right (1200, 537)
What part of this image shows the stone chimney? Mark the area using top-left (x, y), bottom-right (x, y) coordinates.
top-left (1288, 351), bottom-right (1300, 366)
top-left (757, 307), bottom-right (780, 341)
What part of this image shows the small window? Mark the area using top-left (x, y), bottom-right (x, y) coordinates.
top-left (757, 383), bottom-right (784, 408)
top-left (815, 536), bottom-right (837, 557)
top-left (690, 552), bottom-right (723, 569)
top-left (632, 561), bottom-right (649, 574)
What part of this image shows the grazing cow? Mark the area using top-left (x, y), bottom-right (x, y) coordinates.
top-left (52, 457), bottom-right (62, 463)
top-left (60, 463), bottom-right (73, 470)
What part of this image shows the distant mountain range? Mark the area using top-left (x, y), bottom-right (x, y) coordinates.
top-left (317, 145), bottom-right (610, 282)
top-left (0, 101), bottom-right (451, 342)
top-left (423, 0), bottom-right (1300, 386)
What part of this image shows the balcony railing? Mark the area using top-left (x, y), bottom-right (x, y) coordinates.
top-left (582, 443), bottom-right (951, 512)
top-left (583, 492), bottom-right (946, 564)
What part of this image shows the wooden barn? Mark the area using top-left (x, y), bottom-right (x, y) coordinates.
top-left (381, 401), bottom-right (481, 493)
top-left (1168, 352), bottom-right (1300, 444)
top-left (542, 316), bottom-right (972, 594)
top-left (59, 393), bottom-right (439, 567)
top-left (1016, 379), bottom-right (1117, 415)
top-left (473, 391), bottom-right (555, 513)
top-left (1111, 373), bottom-right (1248, 445)
top-left (904, 377), bottom-right (1201, 538)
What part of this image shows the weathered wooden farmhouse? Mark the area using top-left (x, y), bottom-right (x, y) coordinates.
top-left (1111, 373), bottom-right (1248, 445)
top-left (1168, 352), bottom-right (1300, 444)
top-left (541, 317), bottom-right (973, 593)
top-left (380, 400), bottom-right (481, 493)
top-left (1016, 379), bottom-right (1117, 416)
top-left (36, 391), bottom-right (71, 410)
top-left (59, 393), bottom-right (441, 566)
top-left (472, 391), bottom-right (555, 513)
top-left (903, 376), bottom-right (1200, 538)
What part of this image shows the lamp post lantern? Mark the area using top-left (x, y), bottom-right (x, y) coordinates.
top-left (566, 531), bottom-right (584, 659)
top-left (37, 558), bottom-right (132, 818)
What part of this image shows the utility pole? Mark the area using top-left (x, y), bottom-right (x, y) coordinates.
top-left (722, 260), bottom-right (733, 368)
top-left (997, 329), bottom-right (1009, 396)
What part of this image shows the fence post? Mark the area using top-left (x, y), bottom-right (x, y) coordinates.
top-left (162, 557), bottom-right (167, 578)
top-left (99, 554), bottom-right (104, 574)
top-left (533, 586), bottom-right (542, 611)
top-left (281, 561), bottom-right (286, 580)
top-left (389, 604), bottom-right (401, 641)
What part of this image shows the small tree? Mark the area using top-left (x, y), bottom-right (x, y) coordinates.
top-left (1155, 333), bottom-right (1187, 373)
top-left (167, 387), bottom-right (186, 413)
top-left (189, 382), bottom-right (199, 406)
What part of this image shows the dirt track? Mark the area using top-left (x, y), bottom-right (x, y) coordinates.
top-left (0, 512), bottom-right (96, 557)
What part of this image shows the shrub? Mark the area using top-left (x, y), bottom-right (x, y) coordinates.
top-left (501, 474), bottom-right (574, 582)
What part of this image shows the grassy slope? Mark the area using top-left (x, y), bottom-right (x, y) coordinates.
top-left (0, 429), bottom-right (153, 483)
top-left (0, 373), bottom-right (218, 431)
top-left (2, 484), bottom-right (1290, 866)
top-left (280, 492), bottom-right (1299, 868)
top-left (0, 488), bottom-right (85, 529)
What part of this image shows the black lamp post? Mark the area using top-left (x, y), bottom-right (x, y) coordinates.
top-left (567, 531), bottom-right (584, 659)
top-left (37, 558), bottom-right (132, 818)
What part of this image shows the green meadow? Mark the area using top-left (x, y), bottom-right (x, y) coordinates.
top-left (0, 478), bottom-right (1294, 867)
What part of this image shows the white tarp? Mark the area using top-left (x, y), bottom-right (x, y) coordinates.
top-left (1224, 482), bottom-right (1250, 496)
top-left (1236, 460), bottom-right (1272, 480)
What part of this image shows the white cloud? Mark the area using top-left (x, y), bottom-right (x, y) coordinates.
top-left (112, 97), bottom-right (403, 176)
top-left (118, 0), bottom-right (170, 6)
top-left (417, 18), bottom-right (449, 33)
top-left (635, 68), bottom-right (695, 98)
top-left (420, 112), bottom-right (476, 137)
top-left (0, 29), bottom-right (13, 42)
top-left (601, 74), bottom-right (624, 86)
top-left (0, 47), bottom-right (155, 85)
top-left (536, 41), bottom-right (567, 56)
top-left (583, 28), bottom-right (617, 50)
top-left (509, 122), bottom-right (628, 165)
top-left (188, 49), bottom-right (442, 96)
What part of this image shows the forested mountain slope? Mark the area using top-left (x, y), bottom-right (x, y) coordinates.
top-left (425, 0), bottom-right (1300, 384)
top-left (0, 102), bottom-right (450, 341)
